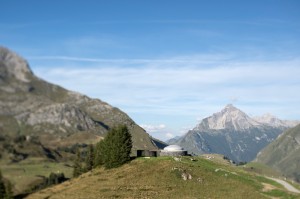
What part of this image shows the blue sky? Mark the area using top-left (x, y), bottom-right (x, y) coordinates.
top-left (1, 0), bottom-right (300, 140)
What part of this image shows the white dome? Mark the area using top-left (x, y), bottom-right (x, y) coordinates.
top-left (163, 145), bottom-right (184, 152)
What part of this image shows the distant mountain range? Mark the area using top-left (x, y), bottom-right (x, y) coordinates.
top-left (0, 46), bottom-right (158, 163)
top-left (255, 124), bottom-right (300, 182)
top-left (168, 104), bottom-right (299, 163)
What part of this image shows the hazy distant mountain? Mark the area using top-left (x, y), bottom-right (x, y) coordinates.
top-left (255, 124), bottom-right (300, 182)
top-left (169, 104), bottom-right (297, 163)
top-left (253, 113), bottom-right (299, 128)
top-left (0, 46), bottom-right (157, 162)
top-left (165, 136), bottom-right (182, 144)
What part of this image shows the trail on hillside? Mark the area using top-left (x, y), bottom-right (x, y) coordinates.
top-left (267, 177), bottom-right (300, 194)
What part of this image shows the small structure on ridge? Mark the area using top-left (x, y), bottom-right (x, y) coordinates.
top-left (160, 145), bottom-right (188, 156)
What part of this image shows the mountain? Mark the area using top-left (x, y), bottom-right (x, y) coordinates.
top-left (168, 104), bottom-right (297, 163)
top-left (165, 136), bottom-right (181, 144)
top-left (254, 113), bottom-right (299, 128)
top-left (255, 124), bottom-right (300, 182)
top-left (0, 46), bottom-right (158, 163)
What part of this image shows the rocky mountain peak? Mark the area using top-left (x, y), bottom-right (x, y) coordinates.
top-left (223, 103), bottom-right (236, 110)
top-left (195, 104), bottom-right (260, 131)
top-left (0, 46), bottom-right (33, 82)
top-left (254, 113), bottom-right (300, 128)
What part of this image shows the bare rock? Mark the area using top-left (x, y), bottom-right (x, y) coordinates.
top-left (0, 46), bottom-right (33, 82)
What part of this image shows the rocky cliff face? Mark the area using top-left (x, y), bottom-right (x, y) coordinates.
top-left (0, 46), bottom-right (157, 162)
top-left (0, 47), bottom-right (33, 82)
top-left (168, 104), bottom-right (298, 163)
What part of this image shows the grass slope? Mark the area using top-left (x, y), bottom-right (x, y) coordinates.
top-left (256, 124), bottom-right (300, 182)
top-left (26, 157), bottom-right (299, 199)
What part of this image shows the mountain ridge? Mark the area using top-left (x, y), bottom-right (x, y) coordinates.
top-left (253, 113), bottom-right (299, 128)
top-left (255, 124), bottom-right (300, 182)
top-left (0, 46), bottom-right (158, 163)
top-left (194, 104), bottom-right (261, 132)
top-left (168, 104), bottom-right (299, 163)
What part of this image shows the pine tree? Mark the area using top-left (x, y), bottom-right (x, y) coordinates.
top-left (103, 125), bottom-right (132, 169)
top-left (94, 140), bottom-right (106, 167)
top-left (85, 144), bottom-right (94, 171)
top-left (0, 170), bottom-right (6, 199)
top-left (73, 149), bottom-right (83, 177)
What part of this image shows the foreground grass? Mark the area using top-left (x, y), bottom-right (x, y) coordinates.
top-left (26, 157), bottom-right (300, 199)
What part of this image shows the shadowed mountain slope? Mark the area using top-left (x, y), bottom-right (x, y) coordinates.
top-left (255, 124), bottom-right (300, 182)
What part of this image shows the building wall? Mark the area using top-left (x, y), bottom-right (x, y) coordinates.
top-left (136, 150), bottom-right (158, 157)
top-left (160, 150), bottom-right (187, 156)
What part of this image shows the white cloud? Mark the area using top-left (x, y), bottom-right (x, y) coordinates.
top-left (32, 57), bottom-right (300, 111)
top-left (140, 124), bottom-right (166, 133)
top-left (29, 53), bottom-right (300, 139)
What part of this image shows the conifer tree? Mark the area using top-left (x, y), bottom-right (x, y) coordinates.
top-left (73, 149), bottom-right (83, 177)
top-left (94, 140), bottom-right (106, 167)
top-left (103, 125), bottom-right (132, 169)
top-left (85, 144), bottom-right (94, 171)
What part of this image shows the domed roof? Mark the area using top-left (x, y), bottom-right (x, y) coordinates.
top-left (163, 145), bottom-right (184, 151)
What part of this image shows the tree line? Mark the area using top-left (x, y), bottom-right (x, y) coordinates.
top-left (73, 125), bottom-right (132, 177)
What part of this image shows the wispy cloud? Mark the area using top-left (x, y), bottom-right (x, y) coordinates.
top-left (29, 53), bottom-right (300, 139)
top-left (140, 124), bottom-right (166, 133)
top-left (28, 53), bottom-right (234, 64)
top-left (140, 124), bottom-right (177, 141)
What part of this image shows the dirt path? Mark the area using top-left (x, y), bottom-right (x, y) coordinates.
top-left (267, 177), bottom-right (300, 194)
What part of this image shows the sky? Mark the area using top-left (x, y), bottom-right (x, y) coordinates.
top-left (1, 0), bottom-right (300, 141)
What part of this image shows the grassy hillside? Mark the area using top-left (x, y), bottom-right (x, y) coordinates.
top-left (0, 47), bottom-right (161, 195)
top-left (256, 124), bottom-right (300, 182)
top-left (26, 157), bottom-right (299, 199)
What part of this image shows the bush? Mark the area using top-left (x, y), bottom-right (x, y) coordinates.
top-left (13, 135), bottom-right (26, 143)
top-left (48, 172), bottom-right (66, 185)
top-left (30, 172), bottom-right (67, 192)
